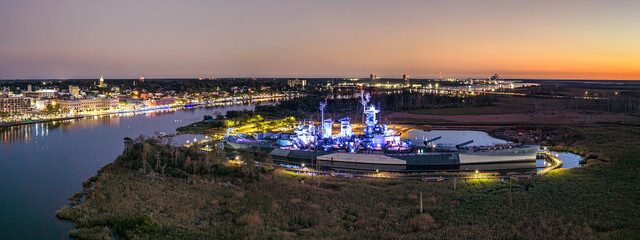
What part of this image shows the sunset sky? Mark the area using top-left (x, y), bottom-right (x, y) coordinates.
top-left (1, 0), bottom-right (639, 80)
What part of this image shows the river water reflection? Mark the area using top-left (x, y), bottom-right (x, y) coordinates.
top-left (0, 104), bottom-right (257, 239)
top-left (536, 151), bottom-right (583, 169)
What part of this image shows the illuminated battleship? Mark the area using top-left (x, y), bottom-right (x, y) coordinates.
top-left (223, 91), bottom-right (538, 172)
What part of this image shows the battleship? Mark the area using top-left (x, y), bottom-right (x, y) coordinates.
top-left (223, 91), bottom-right (539, 172)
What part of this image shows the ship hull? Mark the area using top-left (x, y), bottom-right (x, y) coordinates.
top-left (458, 145), bottom-right (539, 165)
top-left (223, 141), bottom-right (537, 172)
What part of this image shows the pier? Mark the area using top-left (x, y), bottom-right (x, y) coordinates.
top-left (537, 151), bottom-right (563, 176)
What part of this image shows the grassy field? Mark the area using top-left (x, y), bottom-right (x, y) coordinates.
top-left (400, 96), bottom-right (639, 126)
top-left (56, 122), bottom-right (640, 239)
top-left (409, 103), bottom-right (531, 115)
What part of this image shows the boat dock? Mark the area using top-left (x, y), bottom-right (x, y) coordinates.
top-left (0, 116), bottom-right (84, 127)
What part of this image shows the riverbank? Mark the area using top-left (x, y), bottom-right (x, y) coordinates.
top-left (0, 94), bottom-right (303, 128)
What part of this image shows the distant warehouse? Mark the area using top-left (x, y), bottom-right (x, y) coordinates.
top-left (58, 98), bottom-right (119, 112)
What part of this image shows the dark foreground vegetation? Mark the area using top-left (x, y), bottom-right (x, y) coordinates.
top-left (58, 122), bottom-right (640, 239)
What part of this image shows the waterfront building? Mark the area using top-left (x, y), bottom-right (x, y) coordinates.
top-left (119, 98), bottom-right (146, 107)
top-left (34, 99), bottom-right (50, 110)
top-left (58, 98), bottom-right (119, 112)
top-left (0, 97), bottom-right (32, 113)
top-left (119, 98), bottom-right (174, 108)
top-left (145, 98), bottom-right (175, 107)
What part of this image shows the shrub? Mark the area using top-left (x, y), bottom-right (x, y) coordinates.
top-left (113, 215), bottom-right (157, 238)
top-left (407, 213), bottom-right (438, 232)
top-left (69, 226), bottom-right (112, 240)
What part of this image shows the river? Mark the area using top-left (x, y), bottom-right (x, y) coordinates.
top-left (0, 104), bottom-right (258, 239)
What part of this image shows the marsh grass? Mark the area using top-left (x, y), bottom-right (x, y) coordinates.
top-left (69, 226), bottom-right (111, 240)
top-left (60, 125), bottom-right (640, 239)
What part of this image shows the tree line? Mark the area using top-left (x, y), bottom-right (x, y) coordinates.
top-left (118, 136), bottom-right (266, 181)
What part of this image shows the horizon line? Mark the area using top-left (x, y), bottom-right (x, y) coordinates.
top-left (1, 77), bottom-right (639, 82)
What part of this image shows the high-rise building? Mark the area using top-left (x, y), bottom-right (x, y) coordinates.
top-left (27, 84), bottom-right (32, 92)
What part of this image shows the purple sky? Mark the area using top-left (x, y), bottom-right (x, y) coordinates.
top-left (1, 0), bottom-right (639, 79)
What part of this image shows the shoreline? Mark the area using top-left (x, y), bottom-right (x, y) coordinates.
top-left (0, 95), bottom-right (304, 128)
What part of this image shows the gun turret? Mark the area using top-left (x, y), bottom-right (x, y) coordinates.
top-left (423, 136), bottom-right (442, 145)
top-left (456, 140), bottom-right (474, 149)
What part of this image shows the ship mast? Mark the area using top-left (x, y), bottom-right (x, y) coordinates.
top-left (360, 89), bottom-right (369, 125)
top-left (319, 98), bottom-right (327, 136)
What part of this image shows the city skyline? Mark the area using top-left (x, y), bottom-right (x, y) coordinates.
top-left (1, 0), bottom-right (639, 80)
